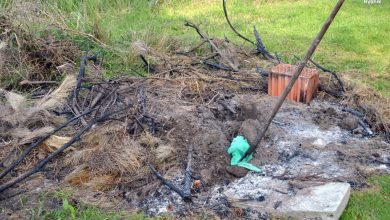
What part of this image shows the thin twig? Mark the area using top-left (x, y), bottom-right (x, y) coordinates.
top-left (148, 164), bottom-right (192, 202)
top-left (185, 21), bottom-right (238, 71)
top-left (309, 58), bottom-right (345, 92)
top-left (253, 26), bottom-right (276, 62)
top-left (222, 0), bottom-right (255, 45)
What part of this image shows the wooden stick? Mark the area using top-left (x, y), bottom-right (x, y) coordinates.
top-left (183, 144), bottom-right (193, 200)
top-left (148, 164), bottom-right (192, 202)
top-left (241, 0), bottom-right (345, 160)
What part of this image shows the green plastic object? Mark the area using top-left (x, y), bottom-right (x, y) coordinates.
top-left (227, 136), bottom-right (262, 172)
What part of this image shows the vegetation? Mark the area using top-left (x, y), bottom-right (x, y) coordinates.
top-left (341, 175), bottom-right (390, 220)
top-left (31, 189), bottom-right (157, 220)
top-left (35, 0), bottom-right (390, 95)
top-left (30, 176), bottom-right (390, 219)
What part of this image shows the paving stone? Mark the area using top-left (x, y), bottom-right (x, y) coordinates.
top-left (223, 174), bottom-right (351, 220)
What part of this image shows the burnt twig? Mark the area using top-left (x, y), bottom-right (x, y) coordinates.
top-left (253, 26), bottom-right (276, 62)
top-left (309, 58), bottom-right (345, 92)
top-left (358, 119), bottom-right (374, 136)
top-left (148, 145), bottom-right (194, 202)
top-left (342, 107), bottom-right (364, 118)
top-left (185, 21), bottom-right (239, 71)
top-left (202, 60), bottom-right (233, 71)
top-left (148, 164), bottom-right (193, 202)
top-left (218, 99), bottom-right (236, 114)
top-left (222, 0), bottom-right (255, 45)
top-left (319, 84), bottom-right (344, 98)
top-left (183, 145), bottom-right (193, 199)
top-left (140, 55), bottom-right (156, 73)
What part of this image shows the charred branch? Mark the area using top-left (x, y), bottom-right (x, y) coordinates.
top-left (309, 58), bottom-right (345, 93)
top-left (185, 21), bottom-right (239, 71)
top-left (253, 26), bottom-right (276, 62)
top-left (202, 60), bottom-right (233, 71)
top-left (149, 164), bottom-right (193, 202)
top-left (222, 0), bottom-right (255, 45)
top-left (319, 84), bottom-right (344, 98)
top-left (140, 55), bottom-right (156, 73)
top-left (183, 144), bottom-right (193, 199)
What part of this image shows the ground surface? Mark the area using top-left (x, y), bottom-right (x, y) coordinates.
top-left (40, 0), bottom-right (390, 96)
top-left (1, 69), bottom-right (389, 218)
top-left (0, 0), bottom-right (390, 219)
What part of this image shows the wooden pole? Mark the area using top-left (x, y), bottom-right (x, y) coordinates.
top-left (241, 0), bottom-right (345, 161)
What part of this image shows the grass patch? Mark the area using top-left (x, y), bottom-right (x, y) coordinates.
top-left (341, 175), bottom-right (390, 220)
top-left (31, 189), bottom-right (161, 220)
top-left (35, 0), bottom-right (390, 95)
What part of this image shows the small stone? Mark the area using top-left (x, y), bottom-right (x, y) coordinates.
top-left (339, 116), bottom-right (359, 130)
top-left (226, 165), bottom-right (249, 178)
top-left (200, 169), bottom-right (213, 185)
top-left (239, 119), bottom-right (262, 146)
top-left (193, 180), bottom-right (202, 190)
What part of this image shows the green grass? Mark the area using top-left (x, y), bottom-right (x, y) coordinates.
top-left (341, 175), bottom-right (390, 220)
top-left (37, 0), bottom-right (390, 95)
top-left (30, 189), bottom-right (161, 220)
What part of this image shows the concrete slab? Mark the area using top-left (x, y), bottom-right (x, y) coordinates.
top-left (281, 182), bottom-right (351, 219)
top-left (223, 174), bottom-right (351, 220)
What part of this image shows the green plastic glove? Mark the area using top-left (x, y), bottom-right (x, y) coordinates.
top-left (227, 136), bottom-right (262, 172)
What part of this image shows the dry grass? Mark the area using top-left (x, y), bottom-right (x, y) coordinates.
top-left (342, 76), bottom-right (390, 139)
top-left (0, 13), bottom-right (79, 90)
top-left (63, 122), bottom-right (153, 189)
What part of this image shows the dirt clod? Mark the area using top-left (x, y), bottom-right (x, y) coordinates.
top-left (339, 115), bottom-right (359, 130)
top-left (226, 165), bottom-right (249, 178)
top-left (239, 119), bottom-right (262, 147)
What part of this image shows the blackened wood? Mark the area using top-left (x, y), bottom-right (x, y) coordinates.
top-left (149, 164), bottom-right (192, 202)
top-left (309, 58), bottom-right (345, 92)
top-left (222, 0), bottom-right (255, 45)
top-left (183, 145), bottom-right (193, 200)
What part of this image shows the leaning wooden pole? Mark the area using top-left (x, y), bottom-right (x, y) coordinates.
top-left (241, 0), bottom-right (345, 160)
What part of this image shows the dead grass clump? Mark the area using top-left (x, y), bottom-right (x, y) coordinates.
top-left (0, 75), bottom-right (76, 175)
top-left (342, 78), bottom-right (390, 140)
top-left (0, 75), bottom-right (75, 146)
top-left (154, 144), bottom-right (176, 163)
top-left (0, 15), bottom-right (79, 90)
top-left (67, 123), bottom-right (145, 176)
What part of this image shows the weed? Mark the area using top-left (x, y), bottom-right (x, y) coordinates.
top-left (341, 175), bottom-right (390, 220)
top-left (31, 189), bottom-right (158, 220)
